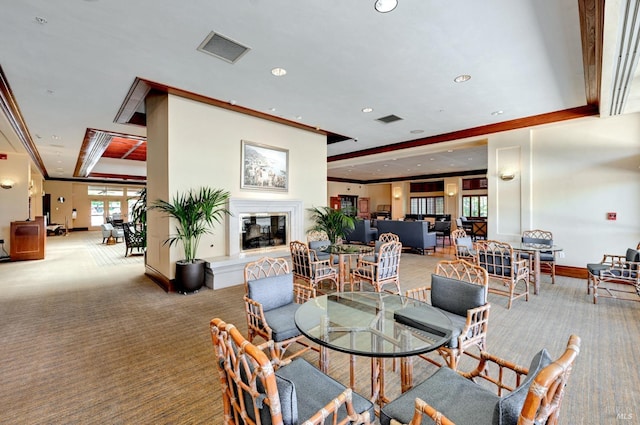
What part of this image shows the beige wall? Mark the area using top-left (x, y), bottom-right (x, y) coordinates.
top-left (146, 93), bottom-right (328, 280)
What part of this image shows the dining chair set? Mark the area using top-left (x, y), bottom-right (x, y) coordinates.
top-left (210, 252), bottom-right (581, 424)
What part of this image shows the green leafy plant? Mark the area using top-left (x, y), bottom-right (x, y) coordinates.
top-left (129, 187), bottom-right (147, 237)
top-left (308, 206), bottom-right (356, 244)
top-left (150, 187), bottom-right (231, 263)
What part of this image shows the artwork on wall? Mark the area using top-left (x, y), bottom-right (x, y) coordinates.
top-left (241, 140), bottom-right (289, 191)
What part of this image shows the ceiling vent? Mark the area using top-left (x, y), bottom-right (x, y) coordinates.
top-left (197, 32), bottom-right (251, 64)
top-left (376, 114), bottom-right (403, 124)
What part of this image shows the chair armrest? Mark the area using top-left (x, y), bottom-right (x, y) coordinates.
top-left (513, 257), bottom-right (530, 281)
top-left (396, 397), bottom-right (455, 425)
top-left (405, 286), bottom-right (431, 303)
top-left (243, 295), bottom-right (271, 339)
top-left (600, 254), bottom-right (626, 266)
top-left (459, 303), bottom-right (491, 344)
top-left (462, 350), bottom-right (529, 396)
top-left (293, 282), bottom-right (316, 304)
top-left (302, 388), bottom-right (372, 425)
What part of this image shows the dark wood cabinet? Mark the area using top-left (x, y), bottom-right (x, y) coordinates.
top-left (10, 216), bottom-right (45, 261)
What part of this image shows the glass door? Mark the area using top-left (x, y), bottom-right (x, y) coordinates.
top-left (90, 200), bottom-right (122, 227)
top-left (90, 200), bottom-right (105, 226)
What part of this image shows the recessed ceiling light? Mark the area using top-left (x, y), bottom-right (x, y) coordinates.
top-left (269, 107), bottom-right (276, 112)
top-left (430, 158), bottom-right (435, 161)
top-left (384, 164), bottom-right (389, 167)
top-left (410, 129), bottom-right (424, 134)
top-left (491, 110), bottom-right (504, 116)
top-left (447, 149), bottom-right (453, 153)
top-left (295, 115), bottom-right (302, 120)
top-left (52, 135), bottom-right (60, 140)
top-left (416, 164), bottom-right (422, 167)
top-left (271, 67), bottom-right (287, 77)
top-left (453, 74), bottom-right (471, 83)
top-left (229, 99), bottom-right (237, 105)
top-left (362, 107), bottom-right (374, 113)
top-left (375, 0), bottom-right (398, 13)
top-left (35, 16), bottom-right (48, 24)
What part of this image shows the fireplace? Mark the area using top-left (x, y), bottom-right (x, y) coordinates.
top-left (240, 213), bottom-right (288, 252)
top-left (227, 198), bottom-right (304, 257)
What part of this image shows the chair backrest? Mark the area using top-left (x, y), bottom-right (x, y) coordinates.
top-left (435, 259), bottom-right (488, 290)
top-left (210, 318), bottom-right (289, 424)
top-left (376, 240), bottom-right (402, 279)
top-left (431, 259), bottom-right (489, 315)
top-left (379, 232), bottom-right (400, 243)
top-left (290, 240), bottom-right (314, 278)
top-left (518, 335), bottom-right (581, 424)
top-left (522, 229), bottom-right (553, 246)
top-left (451, 228), bottom-right (466, 239)
top-left (307, 230), bottom-right (329, 243)
top-left (244, 257), bottom-right (290, 293)
top-left (475, 240), bottom-right (516, 279)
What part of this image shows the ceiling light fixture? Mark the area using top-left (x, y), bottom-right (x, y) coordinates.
top-left (35, 16), bottom-right (48, 24)
top-left (271, 67), bottom-right (287, 77)
top-left (375, 0), bottom-right (398, 13)
top-left (1, 179), bottom-right (15, 189)
top-left (453, 74), bottom-right (471, 83)
top-left (362, 107), bottom-right (373, 113)
top-left (491, 110), bottom-right (504, 116)
top-left (410, 129), bottom-right (424, 134)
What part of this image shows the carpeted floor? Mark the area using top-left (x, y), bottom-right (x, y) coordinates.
top-left (0, 231), bottom-right (638, 424)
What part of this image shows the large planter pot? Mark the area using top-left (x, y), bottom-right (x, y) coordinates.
top-left (175, 259), bottom-right (205, 293)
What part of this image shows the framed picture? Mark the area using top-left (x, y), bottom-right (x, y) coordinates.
top-left (241, 140), bottom-right (289, 191)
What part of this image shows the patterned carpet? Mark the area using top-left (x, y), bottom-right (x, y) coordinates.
top-left (0, 232), bottom-right (638, 424)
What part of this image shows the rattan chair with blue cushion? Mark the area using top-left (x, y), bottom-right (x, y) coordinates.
top-left (451, 228), bottom-right (477, 262)
top-left (521, 229), bottom-right (556, 284)
top-left (290, 240), bottom-right (340, 292)
top-left (244, 257), bottom-right (317, 361)
top-left (211, 318), bottom-right (374, 425)
top-left (476, 240), bottom-right (530, 309)
top-left (380, 334), bottom-right (581, 425)
top-left (587, 247), bottom-right (640, 303)
top-left (350, 240), bottom-right (402, 294)
top-left (405, 259), bottom-right (490, 370)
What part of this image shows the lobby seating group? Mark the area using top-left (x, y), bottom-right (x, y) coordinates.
top-left (376, 220), bottom-right (437, 255)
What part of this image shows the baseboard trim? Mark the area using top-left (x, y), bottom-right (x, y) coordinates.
top-left (556, 265), bottom-right (587, 279)
top-left (145, 264), bottom-right (176, 292)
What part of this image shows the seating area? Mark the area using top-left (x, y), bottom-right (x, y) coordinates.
top-left (376, 220), bottom-right (437, 254)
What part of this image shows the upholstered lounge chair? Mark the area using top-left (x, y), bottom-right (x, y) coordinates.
top-left (380, 334), bottom-right (581, 425)
top-left (210, 318), bottom-right (374, 425)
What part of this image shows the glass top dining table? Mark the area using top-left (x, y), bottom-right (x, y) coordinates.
top-left (321, 244), bottom-right (375, 290)
top-left (295, 291), bottom-right (453, 403)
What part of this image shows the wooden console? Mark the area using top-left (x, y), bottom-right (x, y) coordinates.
top-left (10, 216), bottom-right (45, 261)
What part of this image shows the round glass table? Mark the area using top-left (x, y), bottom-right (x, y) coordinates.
top-left (511, 242), bottom-right (563, 294)
top-left (295, 291), bottom-right (453, 404)
top-left (321, 244), bottom-right (375, 290)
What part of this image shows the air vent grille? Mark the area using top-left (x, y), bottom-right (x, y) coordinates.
top-left (377, 114), bottom-right (403, 123)
top-left (197, 32), bottom-right (250, 64)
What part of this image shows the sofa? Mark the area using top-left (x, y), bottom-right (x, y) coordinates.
top-left (344, 219), bottom-right (378, 245)
top-left (375, 220), bottom-right (437, 254)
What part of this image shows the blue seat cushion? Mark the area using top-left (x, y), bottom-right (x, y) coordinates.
top-left (263, 303), bottom-right (302, 342)
top-left (430, 274), bottom-right (486, 317)
top-left (276, 358), bottom-right (375, 425)
top-left (248, 273), bottom-right (294, 311)
top-left (437, 310), bottom-right (466, 349)
top-left (379, 367), bottom-right (499, 425)
top-left (587, 263), bottom-right (610, 275)
top-left (495, 348), bottom-right (552, 424)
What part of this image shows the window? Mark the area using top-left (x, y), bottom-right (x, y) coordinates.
top-left (87, 186), bottom-right (124, 196)
top-left (410, 196), bottom-right (444, 215)
top-left (462, 195), bottom-right (488, 219)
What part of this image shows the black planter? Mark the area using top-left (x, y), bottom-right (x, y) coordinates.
top-left (175, 259), bottom-right (205, 294)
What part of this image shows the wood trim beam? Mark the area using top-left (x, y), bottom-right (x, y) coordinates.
top-left (74, 128), bottom-right (146, 178)
top-left (328, 105), bottom-right (598, 162)
top-left (578, 0), bottom-right (604, 107)
top-left (0, 65), bottom-right (48, 178)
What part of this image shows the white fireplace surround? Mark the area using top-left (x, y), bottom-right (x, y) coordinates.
top-left (227, 198), bottom-right (304, 257)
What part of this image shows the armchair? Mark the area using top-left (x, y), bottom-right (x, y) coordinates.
top-left (405, 259), bottom-right (490, 370)
top-left (210, 318), bottom-right (374, 425)
top-left (122, 224), bottom-right (145, 256)
top-left (587, 247), bottom-right (640, 303)
top-left (451, 228), bottom-right (476, 262)
top-left (476, 240), bottom-right (530, 309)
top-left (380, 335), bottom-right (581, 425)
top-left (521, 229), bottom-right (556, 284)
top-left (350, 240), bottom-right (402, 294)
top-left (433, 221), bottom-right (452, 247)
top-left (289, 240), bottom-right (339, 292)
top-left (243, 257), bottom-right (316, 361)
top-left (100, 223), bottom-right (124, 244)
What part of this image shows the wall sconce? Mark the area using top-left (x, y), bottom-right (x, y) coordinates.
top-left (393, 187), bottom-right (402, 199)
top-left (499, 171), bottom-right (516, 181)
top-left (446, 183), bottom-right (457, 197)
top-left (0, 179), bottom-right (14, 189)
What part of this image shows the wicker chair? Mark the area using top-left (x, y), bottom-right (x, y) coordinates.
top-left (289, 240), bottom-right (340, 292)
top-left (243, 257), bottom-right (317, 361)
top-left (451, 228), bottom-right (477, 262)
top-left (476, 240), bottom-right (530, 309)
top-left (306, 230), bottom-right (338, 264)
top-left (405, 259), bottom-right (490, 370)
top-left (381, 335), bottom-right (581, 425)
top-left (210, 318), bottom-right (374, 425)
top-left (586, 247), bottom-right (640, 303)
top-left (362, 232), bottom-right (400, 263)
top-left (350, 240), bottom-right (402, 294)
top-left (521, 229), bottom-right (556, 284)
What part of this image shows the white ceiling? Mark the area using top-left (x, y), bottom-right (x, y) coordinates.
top-left (0, 0), bottom-right (637, 183)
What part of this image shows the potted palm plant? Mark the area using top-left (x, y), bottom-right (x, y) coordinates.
top-left (150, 187), bottom-right (231, 293)
top-left (308, 206), bottom-right (356, 244)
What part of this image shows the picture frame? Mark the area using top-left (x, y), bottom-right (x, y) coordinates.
top-left (241, 140), bottom-right (289, 191)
